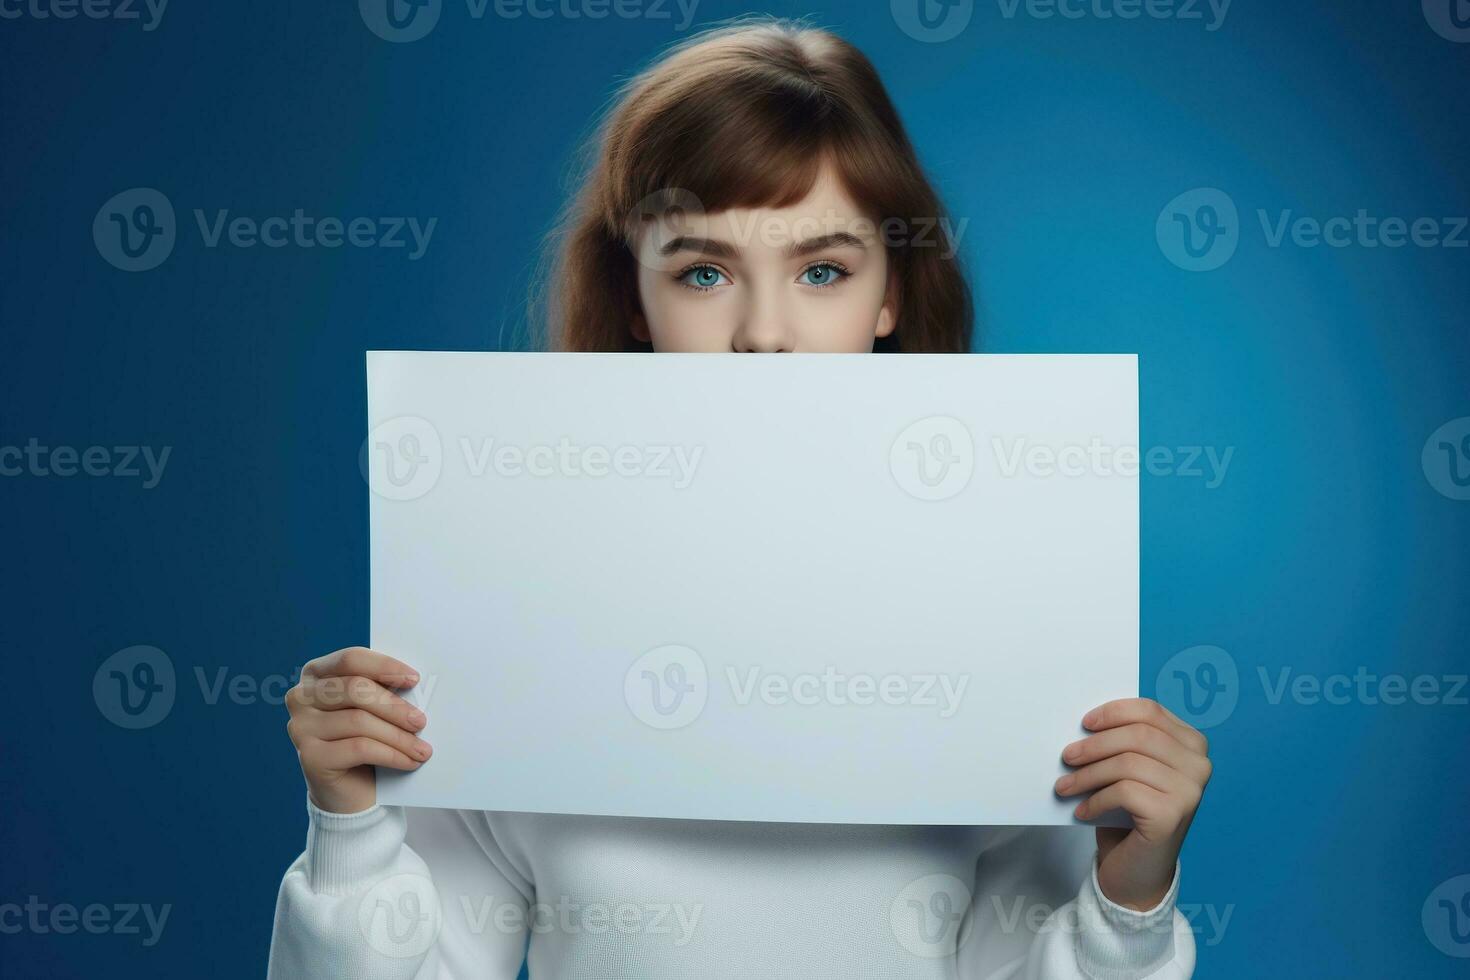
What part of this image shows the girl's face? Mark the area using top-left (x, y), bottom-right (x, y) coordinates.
top-left (631, 164), bottom-right (899, 353)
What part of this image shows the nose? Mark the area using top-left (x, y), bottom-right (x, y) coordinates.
top-left (730, 287), bottom-right (795, 353)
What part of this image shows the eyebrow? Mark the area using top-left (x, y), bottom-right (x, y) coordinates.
top-left (657, 231), bottom-right (868, 261)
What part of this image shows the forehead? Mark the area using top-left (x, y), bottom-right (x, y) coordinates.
top-left (716, 163), bottom-right (866, 226)
top-left (641, 163), bottom-right (876, 252)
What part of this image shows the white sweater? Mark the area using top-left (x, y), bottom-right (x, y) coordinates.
top-left (268, 802), bottom-right (1195, 979)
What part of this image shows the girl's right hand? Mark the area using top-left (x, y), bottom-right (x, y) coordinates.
top-left (285, 646), bottom-right (432, 814)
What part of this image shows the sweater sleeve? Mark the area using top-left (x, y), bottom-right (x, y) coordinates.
top-left (957, 827), bottom-right (1196, 980)
top-left (267, 801), bottom-right (531, 979)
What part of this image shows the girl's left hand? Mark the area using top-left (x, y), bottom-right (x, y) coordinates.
top-left (1053, 697), bottom-right (1213, 911)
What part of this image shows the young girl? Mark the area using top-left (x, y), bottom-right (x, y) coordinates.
top-left (269, 18), bottom-right (1210, 978)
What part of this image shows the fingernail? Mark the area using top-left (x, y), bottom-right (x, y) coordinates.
top-left (1074, 803), bottom-right (1087, 819)
top-left (406, 673), bottom-right (420, 686)
top-left (1055, 775), bottom-right (1073, 793)
top-left (1082, 710), bottom-right (1098, 728)
top-left (1062, 742), bottom-right (1081, 762)
top-left (409, 708), bottom-right (427, 728)
top-left (415, 740), bottom-right (432, 760)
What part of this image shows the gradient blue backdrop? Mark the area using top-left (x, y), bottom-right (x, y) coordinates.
top-left (2, 1), bottom-right (1467, 977)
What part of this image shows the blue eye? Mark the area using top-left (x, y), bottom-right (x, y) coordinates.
top-left (799, 263), bottom-right (849, 288)
top-left (677, 265), bottom-right (729, 290)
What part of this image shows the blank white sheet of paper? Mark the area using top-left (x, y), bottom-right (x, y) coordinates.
top-left (369, 352), bottom-right (1138, 826)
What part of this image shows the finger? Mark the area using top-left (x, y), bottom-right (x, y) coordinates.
top-left (304, 735), bottom-right (424, 774)
top-left (299, 708), bottom-right (433, 762)
top-left (301, 674), bottom-right (426, 731)
top-left (1084, 697), bottom-right (1199, 748)
top-left (1084, 698), bottom-right (1207, 754)
top-left (304, 647), bottom-right (420, 689)
top-left (1074, 778), bottom-right (1170, 823)
top-left (1063, 723), bottom-right (1204, 778)
top-left (1055, 752), bottom-right (1190, 799)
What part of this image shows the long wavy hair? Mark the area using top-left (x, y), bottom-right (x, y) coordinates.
top-left (534, 16), bottom-right (973, 354)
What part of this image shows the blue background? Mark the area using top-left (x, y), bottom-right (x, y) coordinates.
top-left (2, 1), bottom-right (1468, 976)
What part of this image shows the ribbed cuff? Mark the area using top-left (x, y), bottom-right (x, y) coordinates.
top-left (1074, 858), bottom-right (1181, 980)
top-left (303, 800), bottom-right (408, 896)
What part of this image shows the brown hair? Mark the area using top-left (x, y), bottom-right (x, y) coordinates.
top-left (536, 16), bottom-right (973, 354)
